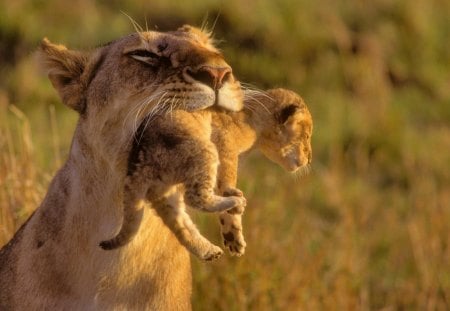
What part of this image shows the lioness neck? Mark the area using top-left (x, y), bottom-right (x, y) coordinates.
top-left (0, 124), bottom-right (192, 310)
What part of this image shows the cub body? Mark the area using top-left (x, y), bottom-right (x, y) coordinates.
top-left (102, 88), bottom-right (312, 259)
top-left (99, 109), bottom-right (246, 261)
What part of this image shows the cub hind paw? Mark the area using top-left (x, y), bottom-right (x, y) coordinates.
top-left (223, 231), bottom-right (246, 256)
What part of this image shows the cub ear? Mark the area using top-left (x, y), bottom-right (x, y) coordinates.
top-left (37, 38), bottom-right (89, 113)
top-left (276, 104), bottom-right (299, 125)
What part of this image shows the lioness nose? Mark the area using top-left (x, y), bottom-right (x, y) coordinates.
top-left (188, 66), bottom-right (232, 90)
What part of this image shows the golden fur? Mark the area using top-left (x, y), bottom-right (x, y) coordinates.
top-left (97, 88), bottom-right (312, 260)
top-left (99, 108), bottom-right (246, 261)
top-left (0, 25), bottom-right (243, 310)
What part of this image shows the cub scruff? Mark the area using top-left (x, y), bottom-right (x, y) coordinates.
top-left (100, 88), bottom-right (312, 260)
top-left (0, 25), bottom-right (243, 310)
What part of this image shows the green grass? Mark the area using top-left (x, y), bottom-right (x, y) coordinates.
top-left (1, 0), bottom-right (449, 309)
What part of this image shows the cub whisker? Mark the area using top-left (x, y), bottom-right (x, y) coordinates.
top-left (295, 164), bottom-right (312, 180)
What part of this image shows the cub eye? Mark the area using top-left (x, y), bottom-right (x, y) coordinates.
top-left (128, 50), bottom-right (160, 64)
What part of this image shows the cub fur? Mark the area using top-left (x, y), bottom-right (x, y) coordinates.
top-left (100, 88), bottom-right (312, 260)
top-left (99, 108), bottom-right (247, 261)
top-left (0, 25), bottom-right (243, 310)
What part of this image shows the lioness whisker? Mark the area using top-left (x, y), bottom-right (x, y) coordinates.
top-left (242, 88), bottom-right (274, 115)
top-left (129, 90), bottom-right (166, 135)
top-left (243, 89), bottom-right (273, 101)
top-left (171, 98), bottom-right (182, 119)
top-left (123, 91), bottom-right (156, 131)
top-left (243, 86), bottom-right (275, 103)
top-left (181, 91), bottom-right (187, 111)
top-left (161, 97), bottom-right (173, 120)
top-left (241, 83), bottom-right (270, 94)
top-left (133, 92), bottom-right (168, 144)
top-left (144, 96), bottom-right (165, 125)
top-left (121, 11), bottom-right (145, 39)
top-left (245, 97), bottom-right (271, 114)
top-left (243, 104), bottom-right (256, 114)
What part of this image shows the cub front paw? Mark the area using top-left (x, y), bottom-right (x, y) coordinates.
top-left (227, 196), bottom-right (246, 214)
top-left (201, 244), bottom-right (224, 261)
top-left (223, 188), bottom-right (246, 214)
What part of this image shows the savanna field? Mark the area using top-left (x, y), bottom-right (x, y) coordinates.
top-left (1, 0), bottom-right (449, 309)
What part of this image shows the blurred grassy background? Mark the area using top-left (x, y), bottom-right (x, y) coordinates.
top-left (1, 0), bottom-right (449, 309)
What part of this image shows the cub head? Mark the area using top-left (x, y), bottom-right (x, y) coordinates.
top-left (37, 25), bottom-right (243, 156)
top-left (253, 88), bottom-right (313, 173)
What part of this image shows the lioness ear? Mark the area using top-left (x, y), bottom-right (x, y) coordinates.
top-left (38, 38), bottom-right (89, 113)
top-left (276, 104), bottom-right (299, 125)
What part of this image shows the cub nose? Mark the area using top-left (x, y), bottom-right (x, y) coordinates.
top-left (187, 66), bottom-right (232, 90)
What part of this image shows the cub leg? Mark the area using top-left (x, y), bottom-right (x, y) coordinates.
top-left (183, 145), bottom-right (246, 214)
top-left (215, 146), bottom-right (247, 256)
top-left (154, 188), bottom-right (223, 261)
top-left (219, 188), bottom-right (246, 256)
top-left (99, 177), bottom-right (147, 250)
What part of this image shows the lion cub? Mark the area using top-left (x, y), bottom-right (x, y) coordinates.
top-left (99, 108), bottom-right (247, 260)
top-left (100, 88), bottom-right (312, 261)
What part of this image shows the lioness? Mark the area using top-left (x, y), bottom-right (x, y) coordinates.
top-left (0, 26), bottom-right (243, 310)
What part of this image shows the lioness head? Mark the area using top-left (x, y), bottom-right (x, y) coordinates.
top-left (256, 88), bottom-right (313, 173)
top-left (38, 25), bottom-right (243, 157)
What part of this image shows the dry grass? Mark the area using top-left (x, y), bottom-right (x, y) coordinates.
top-left (0, 102), bottom-right (41, 245)
top-left (1, 0), bottom-right (449, 309)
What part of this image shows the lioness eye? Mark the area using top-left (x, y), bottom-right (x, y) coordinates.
top-left (128, 50), bottom-right (160, 64)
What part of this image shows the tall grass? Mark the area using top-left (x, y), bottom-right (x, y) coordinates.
top-left (0, 103), bottom-right (38, 245)
top-left (1, 0), bottom-right (449, 309)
